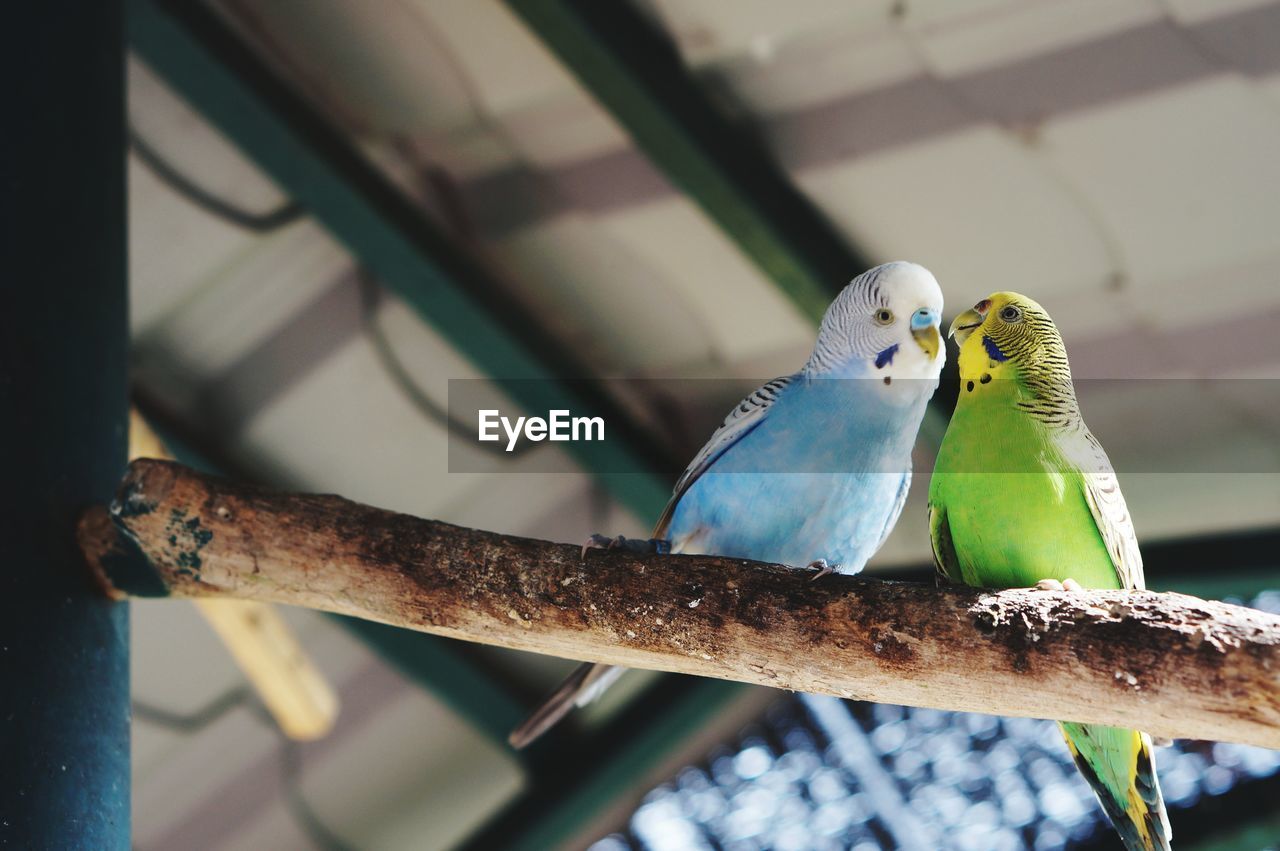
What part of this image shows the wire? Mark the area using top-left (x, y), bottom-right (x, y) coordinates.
top-left (133, 690), bottom-right (354, 851)
top-left (129, 118), bottom-right (537, 461)
top-left (354, 268), bottom-right (540, 459)
top-left (128, 122), bottom-right (307, 234)
top-left (133, 687), bottom-right (253, 732)
top-left (278, 736), bottom-right (358, 851)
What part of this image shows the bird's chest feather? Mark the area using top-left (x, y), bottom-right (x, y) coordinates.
top-left (931, 393), bottom-right (1115, 588)
top-left (670, 379), bottom-right (926, 568)
top-left (674, 470), bottom-right (908, 569)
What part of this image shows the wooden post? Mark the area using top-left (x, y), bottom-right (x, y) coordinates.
top-left (85, 459), bottom-right (1280, 749)
top-left (1, 1), bottom-right (129, 843)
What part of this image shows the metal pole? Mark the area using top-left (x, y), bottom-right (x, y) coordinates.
top-left (0, 0), bottom-right (130, 846)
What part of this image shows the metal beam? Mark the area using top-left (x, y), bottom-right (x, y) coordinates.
top-left (504, 0), bottom-right (959, 454)
top-left (128, 0), bottom-right (672, 520)
top-left (0, 0), bottom-right (130, 843)
top-left (504, 0), bottom-right (872, 323)
top-left (1140, 526), bottom-right (1280, 598)
top-left (1184, 804), bottom-right (1280, 851)
top-left (461, 678), bottom-right (748, 851)
top-left (338, 618), bottom-right (529, 747)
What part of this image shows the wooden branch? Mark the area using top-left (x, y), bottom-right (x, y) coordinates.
top-left (84, 459), bottom-right (1280, 748)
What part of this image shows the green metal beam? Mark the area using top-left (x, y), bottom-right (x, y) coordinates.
top-left (505, 0), bottom-right (871, 323)
top-left (2, 0), bottom-right (130, 842)
top-left (128, 0), bottom-right (671, 521)
top-left (1187, 810), bottom-right (1280, 851)
top-left (337, 618), bottom-right (528, 747)
top-left (462, 678), bottom-right (748, 851)
top-left (505, 0), bottom-right (960, 449)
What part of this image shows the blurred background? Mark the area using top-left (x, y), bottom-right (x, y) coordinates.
top-left (123, 0), bottom-right (1280, 848)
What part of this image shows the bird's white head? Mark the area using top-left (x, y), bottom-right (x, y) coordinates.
top-left (805, 261), bottom-right (945, 383)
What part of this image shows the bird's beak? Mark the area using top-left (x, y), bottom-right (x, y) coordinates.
top-left (912, 324), bottom-right (940, 360)
top-left (948, 299), bottom-right (990, 346)
top-left (909, 307), bottom-right (941, 359)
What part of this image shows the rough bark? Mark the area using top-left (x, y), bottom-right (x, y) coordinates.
top-left (84, 459), bottom-right (1280, 748)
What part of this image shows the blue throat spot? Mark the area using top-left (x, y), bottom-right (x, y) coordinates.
top-left (875, 344), bottom-right (899, 369)
top-left (982, 336), bottom-right (1009, 363)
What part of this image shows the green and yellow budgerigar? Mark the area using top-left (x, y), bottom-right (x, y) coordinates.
top-left (928, 292), bottom-right (1172, 851)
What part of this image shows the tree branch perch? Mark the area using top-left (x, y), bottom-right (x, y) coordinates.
top-left (82, 460), bottom-right (1280, 748)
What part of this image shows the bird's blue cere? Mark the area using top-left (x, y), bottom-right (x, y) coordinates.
top-left (910, 307), bottom-right (938, 330)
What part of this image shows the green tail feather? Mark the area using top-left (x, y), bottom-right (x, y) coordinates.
top-left (1060, 722), bottom-right (1172, 851)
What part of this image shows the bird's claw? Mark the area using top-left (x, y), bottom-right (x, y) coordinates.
top-left (581, 534), bottom-right (671, 560)
top-left (1034, 578), bottom-right (1084, 592)
top-left (582, 534), bottom-right (618, 559)
top-left (807, 559), bottom-right (838, 581)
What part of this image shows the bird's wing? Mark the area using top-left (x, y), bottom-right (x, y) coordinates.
top-left (652, 375), bottom-right (794, 539)
top-left (1075, 430), bottom-right (1145, 591)
top-left (928, 502), bottom-right (962, 586)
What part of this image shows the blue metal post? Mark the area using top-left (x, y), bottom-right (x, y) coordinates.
top-left (0, 1), bottom-right (130, 845)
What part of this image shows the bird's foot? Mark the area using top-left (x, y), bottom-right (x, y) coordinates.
top-left (581, 534), bottom-right (671, 560)
top-left (807, 559), bottom-right (839, 581)
top-left (1033, 578), bottom-right (1084, 592)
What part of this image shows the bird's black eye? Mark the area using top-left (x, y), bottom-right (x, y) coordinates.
top-left (999, 305), bottom-right (1022, 323)
top-left (874, 309), bottom-right (894, 326)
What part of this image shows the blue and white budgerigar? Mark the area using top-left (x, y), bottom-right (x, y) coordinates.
top-left (509, 261), bottom-right (945, 748)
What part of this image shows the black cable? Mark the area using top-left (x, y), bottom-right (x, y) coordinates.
top-left (132, 687), bottom-right (253, 733)
top-left (128, 121), bottom-right (306, 233)
top-left (279, 736), bottom-right (358, 851)
top-left (129, 118), bottom-right (561, 463)
top-left (355, 268), bottom-right (539, 459)
top-left (129, 123), bottom-right (533, 461)
top-left (133, 690), bottom-right (355, 851)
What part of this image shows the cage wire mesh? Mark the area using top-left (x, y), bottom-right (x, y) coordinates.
top-left (591, 592), bottom-right (1280, 851)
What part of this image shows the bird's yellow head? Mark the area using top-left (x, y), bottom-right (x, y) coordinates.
top-left (948, 291), bottom-right (1070, 384)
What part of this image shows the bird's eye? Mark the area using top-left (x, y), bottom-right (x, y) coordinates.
top-left (999, 305), bottom-right (1022, 323)
top-left (874, 309), bottom-right (894, 326)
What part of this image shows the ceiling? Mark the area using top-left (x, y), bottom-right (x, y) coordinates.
top-left (127, 1), bottom-right (1280, 848)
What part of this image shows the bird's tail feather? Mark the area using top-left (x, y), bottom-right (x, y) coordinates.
top-left (1060, 722), bottom-right (1171, 851)
top-left (507, 662), bottom-right (623, 749)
